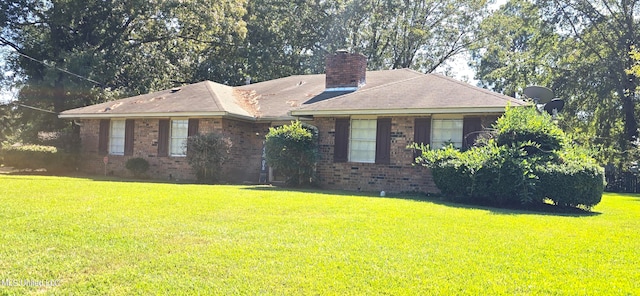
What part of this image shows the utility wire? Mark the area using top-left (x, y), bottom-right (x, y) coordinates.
top-left (3, 45), bottom-right (103, 86)
top-left (1, 42), bottom-right (106, 114)
top-left (10, 102), bottom-right (58, 114)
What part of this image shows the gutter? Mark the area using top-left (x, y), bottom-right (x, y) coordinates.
top-left (290, 107), bottom-right (513, 117)
top-left (58, 111), bottom-right (256, 122)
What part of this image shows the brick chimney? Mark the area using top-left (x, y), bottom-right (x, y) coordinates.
top-left (325, 50), bottom-right (367, 89)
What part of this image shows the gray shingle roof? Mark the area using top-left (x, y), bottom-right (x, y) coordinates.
top-left (59, 69), bottom-right (525, 120)
top-left (59, 81), bottom-right (253, 119)
top-left (291, 72), bottom-right (526, 115)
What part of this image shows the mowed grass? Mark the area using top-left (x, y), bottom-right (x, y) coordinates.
top-left (0, 175), bottom-right (638, 295)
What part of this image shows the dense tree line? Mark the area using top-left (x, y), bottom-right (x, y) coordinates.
top-left (1, 0), bottom-right (639, 175)
top-left (471, 0), bottom-right (639, 169)
top-left (0, 0), bottom-right (488, 144)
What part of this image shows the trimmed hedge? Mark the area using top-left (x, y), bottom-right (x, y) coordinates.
top-left (2, 145), bottom-right (77, 173)
top-left (535, 155), bottom-right (604, 208)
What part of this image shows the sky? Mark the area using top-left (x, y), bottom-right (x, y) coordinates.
top-left (0, 47), bottom-right (16, 103)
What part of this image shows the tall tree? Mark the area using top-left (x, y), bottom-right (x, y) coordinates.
top-left (1, 0), bottom-right (248, 142)
top-left (539, 0), bottom-right (639, 146)
top-left (472, 0), bottom-right (639, 165)
top-left (470, 0), bottom-right (562, 96)
top-left (238, 0), bottom-right (490, 82)
top-left (330, 0), bottom-right (490, 72)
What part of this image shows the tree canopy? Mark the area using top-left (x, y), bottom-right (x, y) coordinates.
top-left (2, 0), bottom-right (639, 175)
top-left (471, 0), bottom-right (639, 167)
top-left (1, 0), bottom-right (248, 141)
top-left (0, 0), bottom-right (490, 144)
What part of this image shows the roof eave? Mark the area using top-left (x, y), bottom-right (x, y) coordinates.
top-left (58, 111), bottom-right (254, 121)
top-left (290, 106), bottom-right (516, 117)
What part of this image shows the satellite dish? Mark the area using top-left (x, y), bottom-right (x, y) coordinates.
top-left (543, 99), bottom-right (565, 116)
top-left (523, 86), bottom-right (554, 104)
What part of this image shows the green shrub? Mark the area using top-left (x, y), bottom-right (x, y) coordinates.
top-left (417, 144), bottom-right (474, 201)
top-left (470, 144), bottom-right (540, 206)
top-left (2, 144), bottom-right (77, 173)
top-left (265, 121), bottom-right (318, 186)
top-left (413, 106), bottom-right (604, 210)
top-left (495, 106), bottom-right (565, 154)
top-left (125, 157), bottom-right (150, 178)
top-left (535, 149), bottom-right (604, 209)
top-left (186, 133), bottom-right (232, 183)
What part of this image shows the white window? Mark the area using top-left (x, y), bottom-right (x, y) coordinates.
top-left (109, 119), bottom-right (125, 155)
top-left (349, 119), bottom-right (376, 163)
top-left (170, 119), bottom-right (189, 156)
top-left (432, 119), bottom-right (463, 149)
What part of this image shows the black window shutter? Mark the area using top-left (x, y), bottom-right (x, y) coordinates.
top-left (414, 118), bottom-right (431, 145)
top-left (188, 119), bottom-right (199, 137)
top-left (463, 117), bottom-right (483, 149)
top-left (158, 119), bottom-right (170, 157)
top-left (124, 119), bottom-right (135, 156)
top-left (413, 118), bottom-right (431, 158)
top-left (375, 118), bottom-right (391, 164)
top-left (334, 118), bottom-right (350, 163)
top-left (98, 119), bottom-right (110, 154)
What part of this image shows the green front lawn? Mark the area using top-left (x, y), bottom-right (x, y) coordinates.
top-left (0, 175), bottom-right (638, 295)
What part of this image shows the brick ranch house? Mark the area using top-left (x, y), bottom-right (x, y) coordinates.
top-left (59, 52), bottom-right (526, 193)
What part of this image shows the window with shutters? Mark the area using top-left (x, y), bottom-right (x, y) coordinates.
top-left (432, 118), bottom-right (463, 149)
top-left (349, 119), bottom-right (377, 163)
top-left (170, 119), bottom-right (189, 157)
top-left (109, 120), bottom-right (126, 155)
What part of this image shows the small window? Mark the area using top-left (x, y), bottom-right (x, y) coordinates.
top-left (349, 119), bottom-right (377, 163)
top-left (432, 119), bottom-right (463, 149)
top-left (170, 119), bottom-right (189, 156)
top-left (109, 120), bottom-right (126, 155)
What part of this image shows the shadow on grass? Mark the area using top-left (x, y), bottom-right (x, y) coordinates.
top-left (414, 195), bottom-right (602, 217)
top-left (240, 185), bottom-right (602, 217)
top-left (240, 184), bottom-right (383, 198)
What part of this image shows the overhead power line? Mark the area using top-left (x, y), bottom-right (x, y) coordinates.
top-left (0, 42), bottom-right (103, 86)
top-left (10, 102), bottom-right (58, 114)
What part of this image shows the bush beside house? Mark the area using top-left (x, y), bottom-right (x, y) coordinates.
top-left (415, 106), bottom-right (604, 209)
top-left (186, 133), bottom-right (232, 184)
top-left (125, 157), bottom-right (150, 178)
top-left (1, 144), bottom-right (78, 173)
top-left (265, 121), bottom-right (318, 186)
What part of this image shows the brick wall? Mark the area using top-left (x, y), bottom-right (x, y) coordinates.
top-left (220, 120), bottom-right (270, 182)
top-left (78, 118), bottom-right (269, 183)
top-left (78, 114), bottom-right (499, 191)
top-left (311, 117), bottom-right (439, 193)
top-left (325, 51), bottom-right (367, 88)
top-left (309, 114), bottom-right (503, 193)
